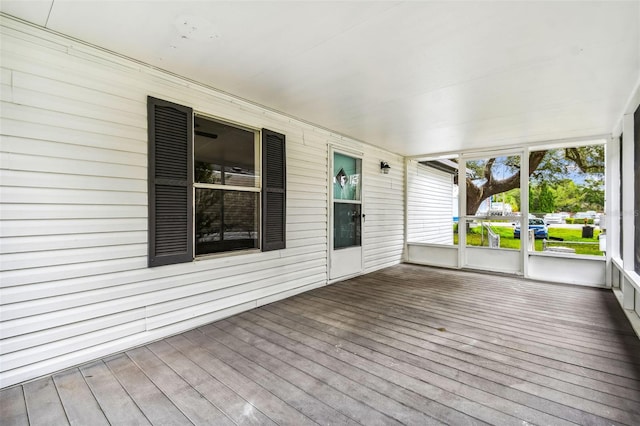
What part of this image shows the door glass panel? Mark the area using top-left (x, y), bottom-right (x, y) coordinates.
top-left (333, 153), bottom-right (361, 201)
top-left (334, 203), bottom-right (361, 249)
top-left (464, 155), bottom-right (521, 250)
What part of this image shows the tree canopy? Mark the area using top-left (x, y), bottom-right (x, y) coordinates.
top-left (461, 146), bottom-right (604, 215)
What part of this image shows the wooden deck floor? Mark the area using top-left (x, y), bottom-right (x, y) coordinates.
top-left (2, 264), bottom-right (640, 425)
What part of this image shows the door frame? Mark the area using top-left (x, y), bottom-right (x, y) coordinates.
top-left (327, 146), bottom-right (365, 282)
top-left (458, 148), bottom-right (528, 275)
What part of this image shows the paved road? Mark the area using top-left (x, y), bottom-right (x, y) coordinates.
top-left (471, 221), bottom-right (601, 230)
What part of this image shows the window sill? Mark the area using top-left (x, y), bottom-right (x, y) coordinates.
top-left (406, 242), bottom-right (457, 249)
top-left (528, 251), bottom-right (605, 261)
top-left (194, 248), bottom-right (262, 262)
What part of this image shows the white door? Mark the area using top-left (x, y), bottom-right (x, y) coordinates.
top-left (329, 150), bottom-right (364, 280)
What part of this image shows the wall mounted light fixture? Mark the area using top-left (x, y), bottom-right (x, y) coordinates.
top-left (380, 161), bottom-right (391, 174)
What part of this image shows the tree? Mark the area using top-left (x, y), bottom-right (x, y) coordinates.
top-left (461, 146), bottom-right (604, 215)
top-left (529, 184), bottom-right (538, 213)
top-left (503, 188), bottom-right (521, 212)
top-left (552, 179), bottom-right (582, 212)
top-left (581, 177), bottom-right (605, 210)
top-left (535, 181), bottom-right (555, 213)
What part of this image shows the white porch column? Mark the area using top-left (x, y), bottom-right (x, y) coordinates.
top-left (621, 113), bottom-right (635, 309)
top-left (605, 135), bottom-right (620, 287)
top-left (521, 149), bottom-right (529, 278)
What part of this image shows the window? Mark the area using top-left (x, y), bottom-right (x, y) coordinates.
top-left (194, 116), bottom-right (259, 255)
top-left (147, 96), bottom-right (286, 267)
top-left (333, 152), bottom-right (362, 249)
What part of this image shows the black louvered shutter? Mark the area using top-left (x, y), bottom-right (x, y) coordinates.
top-left (262, 129), bottom-right (286, 251)
top-left (148, 96), bottom-right (193, 266)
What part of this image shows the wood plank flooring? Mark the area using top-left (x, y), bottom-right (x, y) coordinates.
top-left (2, 264), bottom-right (640, 425)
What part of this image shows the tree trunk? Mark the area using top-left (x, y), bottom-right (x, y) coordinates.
top-left (466, 178), bottom-right (484, 217)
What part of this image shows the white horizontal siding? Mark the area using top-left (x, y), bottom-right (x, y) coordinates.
top-left (1, 244), bottom-right (147, 271)
top-left (407, 161), bottom-right (455, 245)
top-left (4, 74), bottom-right (147, 125)
top-left (0, 17), bottom-right (404, 388)
top-left (0, 170), bottom-right (147, 192)
top-left (1, 319), bottom-right (147, 371)
top-left (1, 151), bottom-right (146, 179)
top-left (1, 102), bottom-right (146, 142)
top-left (0, 218), bottom-right (146, 239)
top-left (1, 310), bottom-right (145, 354)
top-left (363, 152), bottom-right (405, 273)
top-left (0, 204), bottom-right (147, 221)
top-left (0, 187), bottom-right (145, 205)
top-left (0, 232), bottom-right (146, 255)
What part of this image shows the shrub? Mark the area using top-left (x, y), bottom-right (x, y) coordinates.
top-left (568, 218), bottom-right (594, 224)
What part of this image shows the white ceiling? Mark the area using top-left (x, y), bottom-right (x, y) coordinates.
top-left (1, 1), bottom-right (638, 156)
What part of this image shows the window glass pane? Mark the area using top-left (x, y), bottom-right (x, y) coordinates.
top-left (334, 203), bottom-right (361, 249)
top-left (194, 116), bottom-right (257, 187)
top-left (195, 162), bottom-right (222, 185)
top-left (333, 153), bottom-right (361, 201)
top-left (196, 188), bottom-right (222, 254)
top-left (195, 188), bottom-right (258, 255)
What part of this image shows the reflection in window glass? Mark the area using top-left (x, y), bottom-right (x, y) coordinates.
top-left (334, 203), bottom-right (361, 249)
top-left (195, 189), bottom-right (258, 255)
top-left (193, 115), bottom-right (260, 257)
top-left (332, 152), bottom-right (362, 250)
top-left (194, 116), bottom-right (257, 187)
top-left (333, 153), bottom-right (361, 201)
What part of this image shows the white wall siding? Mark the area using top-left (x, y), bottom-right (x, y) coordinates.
top-left (363, 152), bottom-right (405, 273)
top-left (407, 161), bottom-right (455, 245)
top-left (0, 17), bottom-right (403, 387)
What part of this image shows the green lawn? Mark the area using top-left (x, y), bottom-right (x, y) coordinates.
top-left (453, 224), bottom-right (602, 256)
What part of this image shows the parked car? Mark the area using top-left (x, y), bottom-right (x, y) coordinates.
top-left (543, 213), bottom-right (564, 224)
top-left (510, 213), bottom-right (535, 227)
top-left (514, 218), bottom-right (548, 239)
top-left (574, 211), bottom-right (596, 220)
